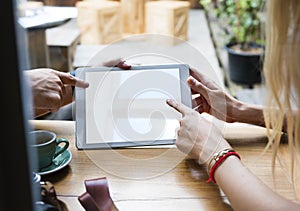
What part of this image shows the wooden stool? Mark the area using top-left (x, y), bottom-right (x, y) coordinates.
top-left (27, 27), bottom-right (50, 69)
top-left (46, 20), bottom-right (80, 72)
top-left (145, 1), bottom-right (190, 42)
top-left (76, 1), bottom-right (122, 44)
top-left (43, 0), bottom-right (81, 7)
top-left (121, 0), bottom-right (146, 34)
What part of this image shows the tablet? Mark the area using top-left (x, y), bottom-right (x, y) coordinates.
top-left (75, 64), bottom-right (191, 149)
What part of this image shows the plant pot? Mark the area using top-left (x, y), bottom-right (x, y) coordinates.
top-left (225, 42), bottom-right (264, 87)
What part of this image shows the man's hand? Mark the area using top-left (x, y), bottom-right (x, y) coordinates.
top-left (26, 68), bottom-right (89, 116)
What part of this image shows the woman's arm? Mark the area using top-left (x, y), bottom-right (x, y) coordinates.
top-left (166, 99), bottom-right (300, 210)
top-left (215, 156), bottom-right (300, 210)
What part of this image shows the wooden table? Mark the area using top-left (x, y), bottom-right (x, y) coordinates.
top-left (30, 120), bottom-right (298, 210)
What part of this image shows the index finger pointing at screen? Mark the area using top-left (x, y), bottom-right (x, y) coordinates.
top-left (166, 99), bottom-right (188, 115)
top-left (58, 72), bottom-right (89, 88)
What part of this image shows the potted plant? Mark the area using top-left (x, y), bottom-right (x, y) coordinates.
top-left (201, 0), bottom-right (265, 87)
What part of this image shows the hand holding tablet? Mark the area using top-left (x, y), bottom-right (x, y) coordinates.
top-left (75, 64), bottom-right (192, 149)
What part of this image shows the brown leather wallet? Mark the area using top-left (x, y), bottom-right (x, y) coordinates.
top-left (78, 177), bottom-right (118, 211)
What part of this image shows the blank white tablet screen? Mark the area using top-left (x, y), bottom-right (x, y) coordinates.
top-left (85, 68), bottom-right (182, 144)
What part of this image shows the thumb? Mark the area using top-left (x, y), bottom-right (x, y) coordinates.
top-left (187, 76), bottom-right (209, 99)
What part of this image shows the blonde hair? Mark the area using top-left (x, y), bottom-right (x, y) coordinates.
top-left (263, 0), bottom-right (300, 196)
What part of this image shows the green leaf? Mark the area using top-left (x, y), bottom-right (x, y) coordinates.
top-left (204, 0), bottom-right (265, 45)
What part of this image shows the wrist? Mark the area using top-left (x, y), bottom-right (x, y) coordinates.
top-left (214, 155), bottom-right (242, 183)
top-left (202, 141), bottom-right (232, 168)
top-left (226, 97), bottom-right (244, 123)
top-left (206, 148), bottom-right (241, 183)
top-left (231, 101), bottom-right (265, 126)
top-left (229, 99), bottom-right (245, 123)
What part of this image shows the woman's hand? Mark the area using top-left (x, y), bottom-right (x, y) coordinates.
top-left (166, 99), bottom-right (231, 165)
top-left (189, 68), bottom-right (242, 123)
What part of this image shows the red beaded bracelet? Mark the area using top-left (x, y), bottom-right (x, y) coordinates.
top-left (206, 151), bottom-right (241, 183)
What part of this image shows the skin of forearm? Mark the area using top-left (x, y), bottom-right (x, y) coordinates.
top-left (231, 101), bottom-right (265, 127)
top-left (231, 101), bottom-right (292, 133)
top-left (213, 156), bottom-right (300, 210)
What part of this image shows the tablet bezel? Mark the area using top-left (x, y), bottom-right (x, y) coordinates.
top-left (75, 64), bottom-right (191, 149)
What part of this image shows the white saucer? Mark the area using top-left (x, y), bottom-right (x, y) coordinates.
top-left (37, 148), bottom-right (72, 175)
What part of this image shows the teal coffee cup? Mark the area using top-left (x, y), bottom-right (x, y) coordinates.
top-left (29, 130), bottom-right (69, 170)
